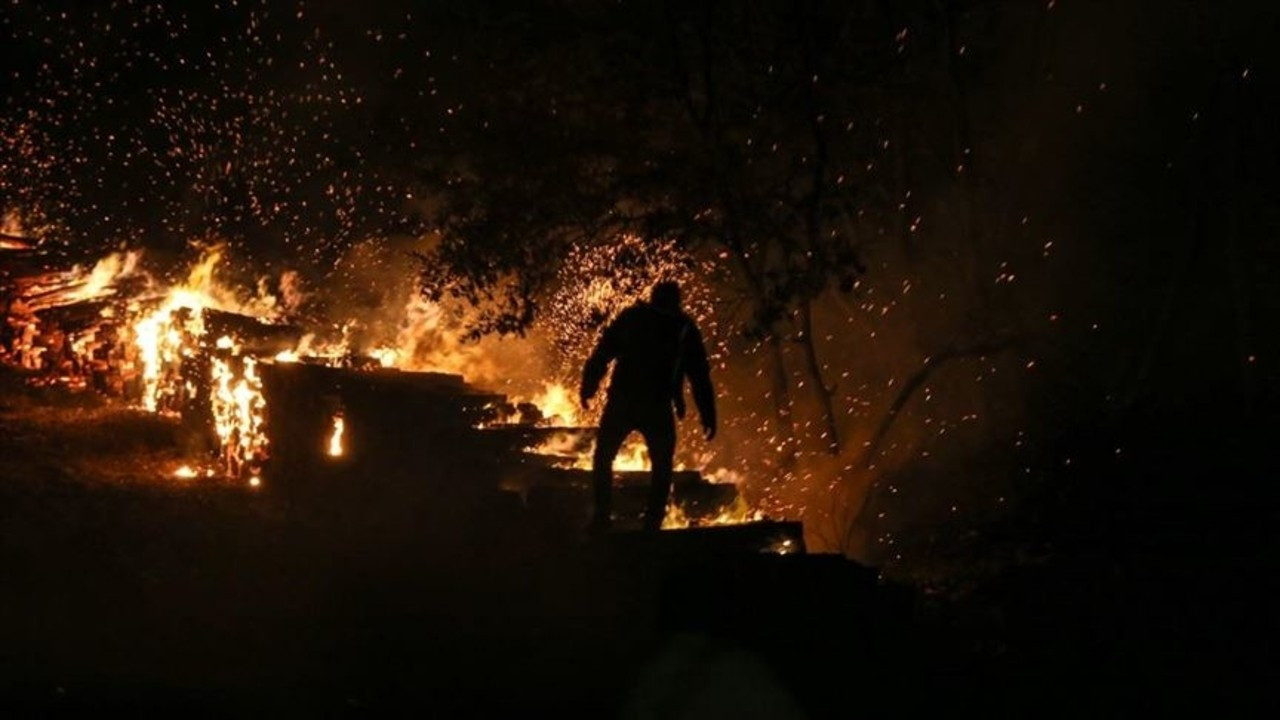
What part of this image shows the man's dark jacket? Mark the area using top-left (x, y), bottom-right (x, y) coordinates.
top-left (580, 302), bottom-right (716, 428)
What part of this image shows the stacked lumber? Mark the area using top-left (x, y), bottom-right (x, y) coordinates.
top-left (256, 361), bottom-right (754, 536)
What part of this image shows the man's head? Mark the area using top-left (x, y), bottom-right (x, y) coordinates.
top-left (650, 281), bottom-right (682, 312)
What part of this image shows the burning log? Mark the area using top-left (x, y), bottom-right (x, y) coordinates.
top-left (519, 471), bottom-right (742, 531)
top-left (8, 251), bottom-right (144, 313)
top-left (1, 292), bottom-right (134, 394)
top-left (509, 466), bottom-right (703, 492)
top-left (608, 520), bottom-right (805, 557)
top-left (473, 425), bottom-right (596, 459)
top-left (2, 251), bottom-right (149, 393)
top-left (18, 275), bottom-right (148, 313)
top-left (202, 308), bottom-right (304, 357)
top-left (0, 232), bottom-right (34, 251)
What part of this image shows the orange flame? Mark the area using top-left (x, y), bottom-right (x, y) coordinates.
top-left (210, 348), bottom-right (267, 479)
top-left (661, 492), bottom-right (765, 530)
top-left (530, 382), bottom-right (579, 426)
top-left (131, 247), bottom-right (272, 477)
top-left (327, 413), bottom-right (345, 457)
top-left (68, 250), bottom-right (142, 304)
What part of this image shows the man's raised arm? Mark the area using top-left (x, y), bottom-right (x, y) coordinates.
top-left (580, 319), bottom-right (621, 408)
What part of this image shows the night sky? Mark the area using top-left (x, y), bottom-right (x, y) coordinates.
top-left (1, 1), bottom-right (444, 269)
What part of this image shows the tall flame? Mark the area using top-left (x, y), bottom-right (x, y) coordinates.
top-left (130, 246), bottom-right (271, 479)
top-left (210, 342), bottom-right (268, 479)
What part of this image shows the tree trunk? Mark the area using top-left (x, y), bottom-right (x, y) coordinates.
top-left (791, 15), bottom-right (841, 456)
top-left (766, 324), bottom-right (799, 471)
top-left (843, 335), bottom-right (1015, 552)
top-left (728, 244), bottom-right (799, 471)
top-left (797, 298), bottom-right (840, 454)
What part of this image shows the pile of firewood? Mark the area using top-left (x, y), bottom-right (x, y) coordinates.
top-left (1, 239), bottom-right (136, 392)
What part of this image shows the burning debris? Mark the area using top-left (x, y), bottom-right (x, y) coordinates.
top-left (0, 232), bottom-right (34, 252)
top-left (2, 245), bottom-right (769, 534)
top-left (2, 247), bottom-right (143, 393)
top-left (5, 246), bottom-right (304, 483)
top-left (476, 381), bottom-right (760, 528)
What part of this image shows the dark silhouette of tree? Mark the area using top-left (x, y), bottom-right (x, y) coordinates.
top-left (414, 0), bottom-right (900, 461)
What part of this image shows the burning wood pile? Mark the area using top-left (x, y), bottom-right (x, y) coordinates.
top-left (2, 243), bottom-right (786, 542)
top-left (1, 245), bottom-right (145, 392)
top-left (2, 245), bottom-right (311, 483)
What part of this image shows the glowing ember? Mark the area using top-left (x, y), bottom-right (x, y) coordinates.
top-left (764, 538), bottom-right (797, 555)
top-left (173, 465), bottom-right (197, 479)
top-left (327, 413), bottom-right (345, 457)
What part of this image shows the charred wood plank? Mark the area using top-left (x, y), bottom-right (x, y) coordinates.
top-left (201, 308), bottom-right (304, 355)
top-left (518, 472), bottom-right (740, 529)
top-left (474, 425), bottom-right (596, 457)
top-left (0, 232), bottom-right (34, 251)
top-left (608, 521), bottom-right (805, 557)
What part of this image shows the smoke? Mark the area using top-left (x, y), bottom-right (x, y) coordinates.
top-left (315, 236), bottom-right (549, 387)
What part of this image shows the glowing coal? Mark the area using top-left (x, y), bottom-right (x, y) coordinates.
top-left (327, 413), bottom-right (345, 457)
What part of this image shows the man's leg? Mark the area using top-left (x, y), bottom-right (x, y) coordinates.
top-left (639, 409), bottom-right (677, 531)
top-left (590, 408), bottom-right (631, 531)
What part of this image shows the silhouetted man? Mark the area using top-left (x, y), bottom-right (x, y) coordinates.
top-left (580, 281), bottom-right (716, 532)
